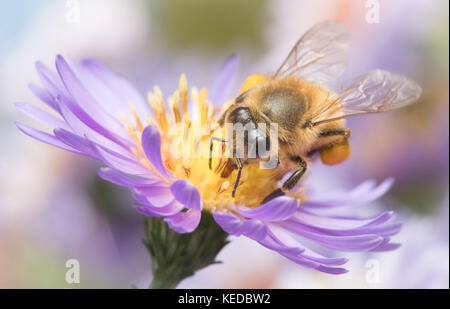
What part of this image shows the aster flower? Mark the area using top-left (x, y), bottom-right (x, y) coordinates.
top-left (16, 54), bottom-right (401, 285)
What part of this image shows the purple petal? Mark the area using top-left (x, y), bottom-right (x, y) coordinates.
top-left (369, 238), bottom-right (402, 252)
top-left (289, 210), bottom-right (401, 238)
top-left (209, 55), bottom-right (239, 108)
top-left (292, 209), bottom-right (396, 230)
top-left (256, 230), bottom-right (324, 269)
top-left (302, 178), bottom-right (394, 209)
top-left (315, 222), bottom-right (402, 237)
top-left (135, 199), bottom-right (184, 217)
top-left (259, 237), bottom-right (320, 269)
top-left (279, 220), bottom-right (384, 251)
top-left (98, 167), bottom-right (162, 188)
top-left (135, 186), bottom-right (174, 207)
top-left (235, 196), bottom-right (298, 221)
top-left (134, 205), bottom-right (165, 217)
top-left (53, 128), bottom-right (99, 159)
top-left (212, 211), bottom-right (246, 236)
top-left (92, 143), bottom-right (150, 176)
top-left (28, 83), bottom-right (58, 111)
top-left (213, 211), bottom-right (271, 241)
top-left (268, 225), bottom-right (348, 266)
top-left (241, 219), bottom-right (267, 241)
top-left (213, 211), bottom-right (269, 238)
top-left (141, 125), bottom-right (173, 180)
top-left (54, 128), bottom-right (140, 166)
top-left (363, 211), bottom-right (397, 227)
top-left (331, 223), bottom-right (402, 237)
top-left (16, 102), bottom-right (70, 130)
top-left (170, 179), bottom-right (202, 210)
top-left (315, 265), bottom-right (348, 274)
top-left (253, 231), bottom-right (304, 255)
top-left (213, 211), bottom-right (302, 254)
top-left (79, 58), bottom-right (150, 120)
top-left (57, 95), bottom-right (134, 158)
top-left (280, 255), bottom-right (322, 269)
top-left (16, 122), bottom-right (80, 154)
top-left (55, 55), bottom-right (130, 141)
top-left (35, 61), bottom-right (69, 100)
top-left (164, 209), bottom-right (201, 233)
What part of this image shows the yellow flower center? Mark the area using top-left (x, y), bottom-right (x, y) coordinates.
top-left (120, 74), bottom-right (305, 211)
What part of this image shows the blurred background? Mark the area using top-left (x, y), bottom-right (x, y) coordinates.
top-left (0, 0), bottom-right (448, 288)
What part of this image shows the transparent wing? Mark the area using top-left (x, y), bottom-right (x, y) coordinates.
top-left (273, 21), bottom-right (350, 83)
top-left (311, 70), bottom-right (422, 125)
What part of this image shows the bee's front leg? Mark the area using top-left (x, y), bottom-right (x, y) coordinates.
top-left (231, 158), bottom-right (243, 198)
top-left (209, 136), bottom-right (227, 169)
top-left (261, 156), bottom-right (307, 204)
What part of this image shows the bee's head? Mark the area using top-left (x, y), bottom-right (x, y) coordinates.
top-left (225, 106), bottom-right (271, 161)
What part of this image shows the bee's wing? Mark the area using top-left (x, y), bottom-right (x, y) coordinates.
top-left (311, 70), bottom-right (422, 125)
top-left (273, 21), bottom-right (350, 83)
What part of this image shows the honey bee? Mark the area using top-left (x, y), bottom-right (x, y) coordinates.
top-left (209, 21), bottom-right (422, 204)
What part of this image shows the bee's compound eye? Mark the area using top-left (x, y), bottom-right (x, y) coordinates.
top-left (227, 107), bottom-right (253, 125)
top-left (320, 140), bottom-right (350, 165)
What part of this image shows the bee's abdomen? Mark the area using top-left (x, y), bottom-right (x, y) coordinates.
top-left (260, 87), bottom-right (308, 130)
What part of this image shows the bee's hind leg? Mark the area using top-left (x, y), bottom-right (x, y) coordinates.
top-left (307, 128), bottom-right (350, 158)
top-left (318, 128), bottom-right (350, 138)
top-left (261, 156), bottom-right (307, 205)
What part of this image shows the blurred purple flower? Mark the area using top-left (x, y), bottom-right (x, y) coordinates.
top-left (16, 55), bottom-right (401, 274)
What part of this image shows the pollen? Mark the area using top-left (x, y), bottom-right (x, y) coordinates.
top-left (120, 75), bottom-right (306, 210)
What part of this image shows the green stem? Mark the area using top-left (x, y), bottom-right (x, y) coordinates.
top-left (149, 275), bottom-right (180, 289)
top-left (142, 212), bottom-right (229, 289)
